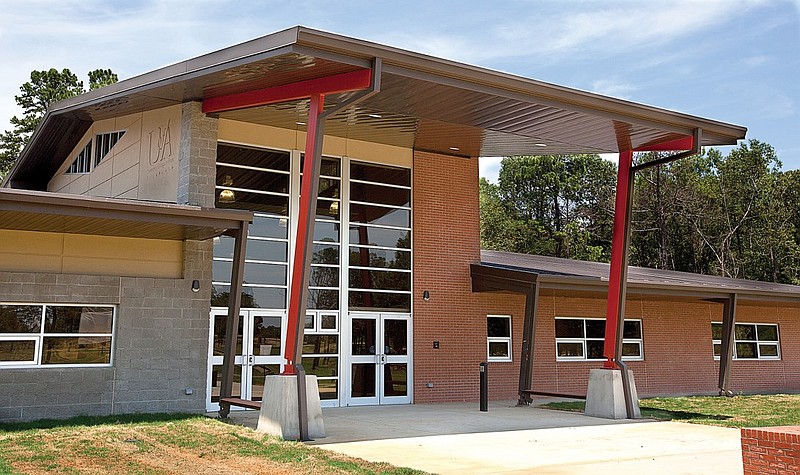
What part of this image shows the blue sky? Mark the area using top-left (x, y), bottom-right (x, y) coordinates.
top-left (0, 0), bottom-right (797, 182)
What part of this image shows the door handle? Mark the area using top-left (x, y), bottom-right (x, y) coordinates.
top-left (379, 354), bottom-right (386, 364)
top-left (248, 355), bottom-right (254, 365)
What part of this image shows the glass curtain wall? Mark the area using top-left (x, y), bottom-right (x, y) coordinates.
top-left (212, 144), bottom-right (412, 406)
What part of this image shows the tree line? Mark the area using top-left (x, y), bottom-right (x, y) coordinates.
top-left (480, 141), bottom-right (800, 284)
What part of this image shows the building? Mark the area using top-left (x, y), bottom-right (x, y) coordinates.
top-left (3, 26), bottom-right (784, 424)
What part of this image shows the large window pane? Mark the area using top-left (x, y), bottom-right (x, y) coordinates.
top-left (303, 334), bottom-right (338, 354)
top-left (557, 342), bottom-right (583, 358)
top-left (217, 144), bottom-right (290, 171)
top-left (555, 319), bottom-right (583, 339)
top-left (252, 316), bottom-right (281, 356)
top-left (488, 341), bottom-right (509, 358)
top-left (586, 340), bottom-right (604, 359)
top-left (759, 344), bottom-right (779, 357)
top-left (350, 204), bottom-right (410, 228)
top-left (735, 324), bottom-right (756, 341)
top-left (0, 305), bottom-right (41, 333)
top-left (349, 292), bottom-right (411, 312)
top-left (711, 323), bottom-right (723, 340)
top-left (314, 221), bottom-right (340, 243)
top-left (350, 182), bottom-right (410, 207)
top-left (349, 247), bottom-right (411, 270)
top-left (245, 239), bottom-right (288, 262)
top-left (211, 285), bottom-right (286, 309)
top-left (301, 357), bottom-right (338, 377)
top-left (244, 262), bottom-right (287, 286)
top-left (250, 215), bottom-right (289, 239)
top-left (585, 320), bottom-right (604, 339)
top-left (349, 226), bottom-right (410, 249)
top-left (42, 336), bottom-right (111, 364)
top-left (310, 266), bottom-right (340, 288)
top-left (312, 244), bottom-right (339, 264)
top-left (487, 317), bottom-right (510, 338)
top-left (0, 340), bottom-right (36, 362)
top-left (623, 321), bottom-right (641, 339)
top-left (44, 307), bottom-right (113, 334)
top-left (216, 191), bottom-right (289, 216)
top-left (317, 378), bottom-right (338, 400)
top-left (622, 342), bottom-right (641, 357)
top-left (736, 342), bottom-right (757, 358)
top-left (308, 289), bottom-right (339, 310)
top-left (349, 269), bottom-right (410, 291)
top-left (757, 325), bottom-right (778, 341)
top-left (350, 162), bottom-right (410, 186)
top-left (216, 165), bottom-right (289, 194)
top-left (299, 155), bottom-right (341, 177)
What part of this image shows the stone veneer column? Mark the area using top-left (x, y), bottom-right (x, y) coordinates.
top-left (177, 101), bottom-right (218, 207)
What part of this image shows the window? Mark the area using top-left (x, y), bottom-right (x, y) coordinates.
top-left (712, 322), bottom-right (780, 360)
top-left (94, 131), bottom-right (126, 167)
top-left (66, 130), bottom-right (125, 174)
top-left (67, 142), bottom-right (93, 174)
top-left (555, 317), bottom-right (643, 361)
top-left (487, 315), bottom-right (512, 362)
top-left (0, 304), bottom-right (115, 367)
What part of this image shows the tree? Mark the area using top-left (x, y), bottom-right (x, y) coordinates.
top-left (0, 68), bottom-right (117, 179)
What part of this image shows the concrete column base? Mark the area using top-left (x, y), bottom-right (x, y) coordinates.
top-left (256, 375), bottom-right (326, 440)
top-left (584, 368), bottom-right (641, 419)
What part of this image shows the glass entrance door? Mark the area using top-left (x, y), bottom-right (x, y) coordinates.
top-left (207, 309), bottom-right (285, 411)
top-left (347, 313), bottom-right (411, 406)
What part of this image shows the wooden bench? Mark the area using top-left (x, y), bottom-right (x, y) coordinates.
top-left (522, 390), bottom-right (586, 399)
top-left (219, 397), bottom-right (262, 410)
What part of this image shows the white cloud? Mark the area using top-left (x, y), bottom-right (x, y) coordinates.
top-left (590, 79), bottom-right (638, 100)
top-left (479, 156), bottom-right (503, 183)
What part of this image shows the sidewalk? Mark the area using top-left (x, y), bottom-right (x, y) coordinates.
top-left (222, 400), bottom-right (743, 474)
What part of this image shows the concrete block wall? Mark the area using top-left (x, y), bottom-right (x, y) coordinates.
top-left (177, 101), bottom-right (218, 207)
top-left (741, 426), bottom-right (800, 474)
top-left (0, 267), bottom-right (212, 422)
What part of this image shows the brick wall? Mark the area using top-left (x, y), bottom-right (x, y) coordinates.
top-left (741, 426), bottom-right (800, 474)
top-left (411, 149), bottom-right (800, 402)
top-left (412, 151), bottom-right (525, 403)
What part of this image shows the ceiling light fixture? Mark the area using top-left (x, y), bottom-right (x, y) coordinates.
top-left (218, 175), bottom-right (236, 204)
top-left (449, 147), bottom-right (460, 151)
top-left (534, 143), bottom-right (547, 147)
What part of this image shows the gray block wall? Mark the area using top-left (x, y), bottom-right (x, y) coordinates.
top-left (0, 261), bottom-right (212, 422)
top-left (0, 104), bottom-right (218, 423)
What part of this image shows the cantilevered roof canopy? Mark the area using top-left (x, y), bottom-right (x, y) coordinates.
top-left (473, 250), bottom-right (800, 302)
top-left (6, 26), bottom-right (746, 189)
top-left (0, 188), bottom-right (252, 241)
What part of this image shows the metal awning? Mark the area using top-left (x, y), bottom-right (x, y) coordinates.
top-left (0, 188), bottom-right (253, 240)
top-left (472, 250), bottom-right (800, 302)
top-left (5, 26), bottom-right (746, 190)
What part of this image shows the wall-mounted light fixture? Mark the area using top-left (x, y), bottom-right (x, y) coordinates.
top-left (422, 290), bottom-right (430, 301)
top-left (191, 280), bottom-right (200, 293)
top-left (218, 175), bottom-right (236, 203)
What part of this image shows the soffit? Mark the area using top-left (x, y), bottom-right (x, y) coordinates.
top-left (0, 189), bottom-right (252, 241)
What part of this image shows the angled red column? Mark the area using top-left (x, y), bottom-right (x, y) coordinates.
top-left (603, 150), bottom-right (634, 367)
top-left (283, 93), bottom-right (325, 375)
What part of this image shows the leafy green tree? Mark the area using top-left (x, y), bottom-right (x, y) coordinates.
top-left (0, 68), bottom-right (117, 179)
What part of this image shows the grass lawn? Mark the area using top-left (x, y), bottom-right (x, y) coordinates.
top-left (544, 394), bottom-right (800, 428)
top-left (0, 413), bottom-right (428, 475)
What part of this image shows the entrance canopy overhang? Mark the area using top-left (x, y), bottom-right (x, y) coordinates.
top-left (5, 26), bottom-right (746, 190)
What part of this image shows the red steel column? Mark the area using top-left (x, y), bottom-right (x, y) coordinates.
top-left (603, 150), bottom-right (634, 368)
top-left (283, 93), bottom-right (325, 375)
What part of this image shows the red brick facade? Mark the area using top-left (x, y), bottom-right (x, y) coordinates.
top-left (412, 150), bottom-right (800, 403)
top-left (741, 426), bottom-right (800, 474)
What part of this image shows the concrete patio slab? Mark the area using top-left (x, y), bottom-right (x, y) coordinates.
top-left (218, 400), bottom-right (743, 474)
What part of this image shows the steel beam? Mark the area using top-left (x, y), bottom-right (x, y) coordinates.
top-left (719, 293), bottom-right (738, 396)
top-left (517, 283), bottom-right (539, 406)
top-left (603, 150), bottom-right (634, 368)
top-left (219, 222), bottom-right (248, 418)
top-left (283, 93), bottom-right (326, 375)
top-left (202, 69), bottom-right (372, 114)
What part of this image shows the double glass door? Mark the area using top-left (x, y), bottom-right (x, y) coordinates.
top-left (207, 309), bottom-right (284, 411)
top-left (347, 313), bottom-right (411, 405)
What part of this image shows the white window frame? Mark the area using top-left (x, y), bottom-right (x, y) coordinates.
top-left (712, 322), bottom-right (780, 360)
top-left (555, 317), bottom-right (643, 362)
top-left (487, 314), bottom-right (512, 362)
top-left (0, 303), bottom-right (116, 368)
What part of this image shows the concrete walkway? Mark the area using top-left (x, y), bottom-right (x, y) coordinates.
top-left (222, 400), bottom-right (743, 474)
